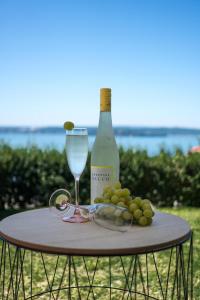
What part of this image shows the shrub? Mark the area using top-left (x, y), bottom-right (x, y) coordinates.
top-left (0, 144), bottom-right (200, 209)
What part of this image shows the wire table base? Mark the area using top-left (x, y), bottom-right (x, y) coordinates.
top-left (0, 234), bottom-right (193, 300)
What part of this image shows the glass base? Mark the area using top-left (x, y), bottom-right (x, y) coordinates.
top-left (62, 207), bottom-right (89, 223)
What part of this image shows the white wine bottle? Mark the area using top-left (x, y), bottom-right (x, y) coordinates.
top-left (91, 88), bottom-right (120, 203)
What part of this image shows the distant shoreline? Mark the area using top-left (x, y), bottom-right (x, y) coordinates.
top-left (0, 126), bottom-right (200, 137)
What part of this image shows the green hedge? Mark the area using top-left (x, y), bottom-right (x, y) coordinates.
top-left (0, 143), bottom-right (200, 209)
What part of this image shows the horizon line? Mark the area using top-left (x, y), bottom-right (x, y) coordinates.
top-left (0, 124), bottom-right (200, 131)
top-left (0, 125), bottom-right (200, 130)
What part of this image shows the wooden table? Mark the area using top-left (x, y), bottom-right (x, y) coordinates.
top-left (0, 208), bottom-right (193, 299)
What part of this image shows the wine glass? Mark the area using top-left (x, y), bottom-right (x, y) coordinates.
top-left (49, 190), bottom-right (132, 231)
top-left (65, 128), bottom-right (88, 222)
top-left (49, 189), bottom-right (76, 220)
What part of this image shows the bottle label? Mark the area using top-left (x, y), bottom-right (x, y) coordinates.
top-left (91, 166), bottom-right (113, 202)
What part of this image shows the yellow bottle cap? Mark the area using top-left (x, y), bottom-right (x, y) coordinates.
top-left (100, 88), bottom-right (111, 112)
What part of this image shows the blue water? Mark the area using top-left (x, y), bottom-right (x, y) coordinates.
top-left (0, 132), bottom-right (199, 155)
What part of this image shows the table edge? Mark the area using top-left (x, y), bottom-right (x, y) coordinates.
top-left (0, 228), bottom-right (192, 256)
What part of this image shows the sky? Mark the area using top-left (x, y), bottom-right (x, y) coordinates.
top-left (0, 0), bottom-right (200, 128)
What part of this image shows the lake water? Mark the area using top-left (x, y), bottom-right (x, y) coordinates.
top-left (0, 132), bottom-right (199, 155)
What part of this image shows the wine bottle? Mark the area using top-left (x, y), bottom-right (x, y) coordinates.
top-left (91, 88), bottom-right (120, 203)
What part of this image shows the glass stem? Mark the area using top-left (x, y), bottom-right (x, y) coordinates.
top-left (75, 177), bottom-right (80, 207)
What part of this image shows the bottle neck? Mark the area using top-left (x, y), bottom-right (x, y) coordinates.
top-left (97, 111), bottom-right (114, 136)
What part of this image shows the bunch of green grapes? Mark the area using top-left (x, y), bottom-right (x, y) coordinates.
top-left (94, 182), bottom-right (154, 226)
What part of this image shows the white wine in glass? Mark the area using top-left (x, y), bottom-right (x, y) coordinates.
top-left (65, 128), bottom-right (88, 223)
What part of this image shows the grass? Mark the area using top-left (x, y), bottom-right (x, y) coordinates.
top-left (0, 207), bottom-right (199, 299)
top-left (161, 207), bottom-right (200, 299)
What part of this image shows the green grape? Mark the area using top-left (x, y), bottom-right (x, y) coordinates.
top-left (119, 197), bottom-right (126, 203)
top-left (99, 199), bottom-right (104, 203)
top-left (134, 209), bottom-right (143, 219)
top-left (121, 188), bottom-right (131, 197)
top-left (146, 217), bottom-right (152, 225)
top-left (103, 192), bottom-right (112, 200)
top-left (128, 199), bottom-right (135, 206)
top-left (114, 189), bottom-right (123, 197)
top-left (138, 216), bottom-right (148, 226)
top-left (143, 199), bottom-right (151, 205)
top-left (126, 195), bottom-right (132, 201)
top-left (122, 211), bottom-right (132, 221)
top-left (143, 209), bottom-right (153, 218)
top-left (134, 197), bottom-right (143, 207)
top-left (110, 189), bottom-right (114, 196)
top-left (129, 203), bottom-right (138, 213)
top-left (114, 182), bottom-right (121, 189)
top-left (114, 189), bottom-right (122, 197)
top-left (103, 186), bottom-right (113, 193)
top-left (111, 195), bottom-right (119, 204)
top-left (124, 196), bottom-right (132, 206)
top-left (94, 197), bottom-right (103, 203)
top-left (117, 202), bottom-right (127, 208)
top-left (103, 199), bottom-right (110, 203)
top-left (63, 121), bottom-right (74, 130)
top-left (142, 203), bottom-right (152, 210)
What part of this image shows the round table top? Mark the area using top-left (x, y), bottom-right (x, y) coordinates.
top-left (0, 208), bottom-right (191, 256)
